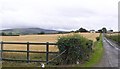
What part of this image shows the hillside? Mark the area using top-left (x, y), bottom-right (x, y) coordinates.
top-left (0, 28), bottom-right (61, 35)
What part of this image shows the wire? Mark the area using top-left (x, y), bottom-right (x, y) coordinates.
top-left (45, 50), bottom-right (66, 64)
top-left (38, 50), bottom-right (67, 68)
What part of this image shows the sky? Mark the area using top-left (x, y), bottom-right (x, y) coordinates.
top-left (0, 0), bottom-right (120, 31)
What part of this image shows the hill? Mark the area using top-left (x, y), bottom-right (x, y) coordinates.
top-left (0, 28), bottom-right (62, 35)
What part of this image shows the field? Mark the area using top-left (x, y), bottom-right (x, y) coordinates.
top-left (106, 33), bottom-right (119, 36)
top-left (0, 33), bottom-right (100, 52)
top-left (106, 33), bottom-right (120, 45)
top-left (0, 33), bottom-right (100, 67)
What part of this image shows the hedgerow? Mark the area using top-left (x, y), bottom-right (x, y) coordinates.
top-left (57, 34), bottom-right (93, 65)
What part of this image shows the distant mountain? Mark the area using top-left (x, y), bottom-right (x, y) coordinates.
top-left (0, 28), bottom-right (62, 35)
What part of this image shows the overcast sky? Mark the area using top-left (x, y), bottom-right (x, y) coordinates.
top-left (0, 0), bottom-right (120, 31)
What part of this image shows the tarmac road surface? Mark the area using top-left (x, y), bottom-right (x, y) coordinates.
top-left (96, 34), bottom-right (119, 67)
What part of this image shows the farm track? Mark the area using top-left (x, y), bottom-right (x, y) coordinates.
top-left (96, 34), bottom-right (119, 67)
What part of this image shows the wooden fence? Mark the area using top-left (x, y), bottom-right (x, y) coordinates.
top-left (0, 41), bottom-right (58, 64)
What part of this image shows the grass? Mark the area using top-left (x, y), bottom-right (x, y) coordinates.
top-left (2, 53), bottom-right (57, 67)
top-left (106, 33), bottom-right (120, 45)
top-left (3, 53), bottom-right (46, 60)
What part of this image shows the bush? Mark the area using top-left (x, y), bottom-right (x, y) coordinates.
top-left (38, 31), bottom-right (45, 34)
top-left (57, 34), bottom-right (93, 65)
top-left (96, 37), bottom-right (100, 41)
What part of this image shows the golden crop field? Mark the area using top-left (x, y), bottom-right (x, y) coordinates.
top-left (106, 33), bottom-right (119, 36)
top-left (0, 33), bottom-right (100, 52)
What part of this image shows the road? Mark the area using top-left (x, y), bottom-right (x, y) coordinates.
top-left (96, 34), bottom-right (119, 67)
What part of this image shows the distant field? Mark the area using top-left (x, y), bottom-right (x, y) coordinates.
top-left (0, 33), bottom-right (100, 52)
top-left (106, 33), bottom-right (120, 45)
top-left (106, 32), bottom-right (119, 36)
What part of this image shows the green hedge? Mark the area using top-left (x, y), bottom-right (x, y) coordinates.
top-left (57, 34), bottom-right (93, 65)
top-left (96, 37), bottom-right (100, 41)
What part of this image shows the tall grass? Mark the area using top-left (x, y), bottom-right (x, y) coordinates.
top-left (105, 34), bottom-right (120, 45)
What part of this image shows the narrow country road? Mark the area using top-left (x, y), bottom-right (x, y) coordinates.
top-left (96, 34), bottom-right (119, 67)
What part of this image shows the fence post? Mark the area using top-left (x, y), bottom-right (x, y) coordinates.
top-left (27, 42), bottom-right (30, 63)
top-left (46, 42), bottom-right (49, 64)
top-left (1, 41), bottom-right (3, 60)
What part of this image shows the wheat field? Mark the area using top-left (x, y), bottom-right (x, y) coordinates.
top-left (106, 33), bottom-right (119, 36)
top-left (0, 33), bottom-right (100, 52)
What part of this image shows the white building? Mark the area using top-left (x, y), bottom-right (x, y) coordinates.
top-left (90, 30), bottom-right (96, 33)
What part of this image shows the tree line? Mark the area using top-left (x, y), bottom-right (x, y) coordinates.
top-left (71, 27), bottom-right (112, 33)
top-left (0, 27), bottom-right (113, 36)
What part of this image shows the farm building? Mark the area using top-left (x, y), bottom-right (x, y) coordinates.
top-left (107, 30), bottom-right (113, 34)
top-left (90, 30), bottom-right (96, 33)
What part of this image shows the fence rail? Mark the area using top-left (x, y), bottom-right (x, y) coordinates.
top-left (0, 41), bottom-right (58, 64)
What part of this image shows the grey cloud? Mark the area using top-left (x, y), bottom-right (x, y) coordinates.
top-left (58, 8), bottom-right (96, 18)
top-left (0, 0), bottom-right (119, 31)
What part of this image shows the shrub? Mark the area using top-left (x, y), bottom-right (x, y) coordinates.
top-left (57, 34), bottom-right (93, 65)
top-left (96, 37), bottom-right (100, 41)
top-left (38, 31), bottom-right (45, 34)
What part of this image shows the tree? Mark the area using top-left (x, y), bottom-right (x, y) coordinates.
top-left (70, 31), bottom-right (74, 33)
top-left (1, 32), bottom-right (6, 36)
top-left (102, 27), bottom-right (107, 33)
top-left (98, 29), bottom-right (102, 33)
top-left (38, 31), bottom-right (45, 34)
top-left (77, 27), bottom-right (88, 32)
top-left (8, 32), bottom-right (13, 36)
top-left (58, 31), bottom-right (63, 34)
